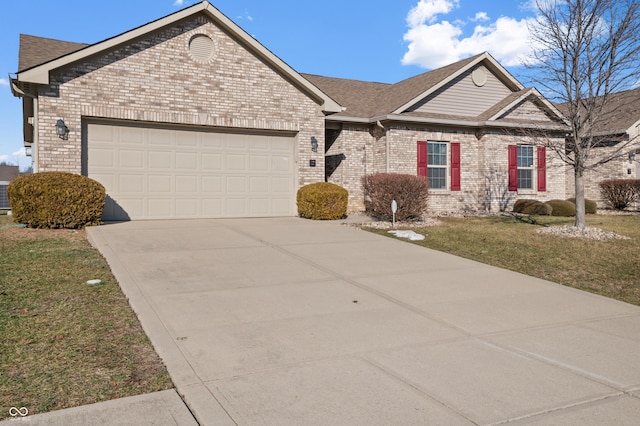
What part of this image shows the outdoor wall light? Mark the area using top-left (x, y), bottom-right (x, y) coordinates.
top-left (629, 152), bottom-right (636, 162)
top-left (311, 136), bottom-right (318, 153)
top-left (56, 119), bottom-right (69, 140)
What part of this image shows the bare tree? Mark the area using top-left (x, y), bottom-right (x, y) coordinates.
top-left (526, 0), bottom-right (640, 228)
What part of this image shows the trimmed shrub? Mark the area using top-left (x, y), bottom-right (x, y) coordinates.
top-left (513, 199), bottom-right (540, 213)
top-left (7, 172), bottom-right (105, 228)
top-left (547, 199), bottom-right (576, 217)
top-left (599, 179), bottom-right (640, 210)
top-left (297, 182), bottom-right (348, 220)
top-left (566, 197), bottom-right (598, 214)
top-left (362, 173), bottom-right (428, 221)
top-left (520, 201), bottom-right (553, 216)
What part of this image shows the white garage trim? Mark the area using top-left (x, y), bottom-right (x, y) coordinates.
top-left (83, 120), bottom-right (298, 220)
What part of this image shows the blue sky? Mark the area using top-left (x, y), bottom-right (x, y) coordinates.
top-left (0, 0), bottom-right (538, 170)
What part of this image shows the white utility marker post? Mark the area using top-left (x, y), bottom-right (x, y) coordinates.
top-left (391, 199), bottom-right (398, 228)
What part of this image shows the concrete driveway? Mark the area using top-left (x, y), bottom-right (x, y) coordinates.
top-left (87, 217), bottom-right (640, 425)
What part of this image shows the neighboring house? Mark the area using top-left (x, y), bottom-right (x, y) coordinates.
top-left (0, 165), bottom-right (20, 209)
top-left (559, 88), bottom-right (640, 205)
top-left (10, 1), bottom-right (569, 220)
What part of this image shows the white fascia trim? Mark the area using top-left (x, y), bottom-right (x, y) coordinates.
top-left (326, 113), bottom-right (568, 132)
top-left (16, 1), bottom-right (342, 113)
top-left (391, 52), bottom-right (525, 115)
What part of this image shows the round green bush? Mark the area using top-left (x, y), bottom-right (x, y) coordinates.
top-left (566, 198), bottom-right (597, 214)
top-left (513, 199), bottom-right (540, 213)
top-left (520, 201), bottom-right (552, 215)
top-left (547, 199), bottom-right (576, 217)
top-left (297, 182), bottom-right (348, 220)
top-left (7, 172), bottom-right (106, 228)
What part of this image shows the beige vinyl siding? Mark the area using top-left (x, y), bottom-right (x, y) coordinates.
top-left (500, 99), bottom-right (552, 121)
top-left (408, 66), bottom-right (512, 117)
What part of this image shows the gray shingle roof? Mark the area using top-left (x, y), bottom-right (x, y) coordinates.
top-left (18, 34), bottom-right (88, 72)
top-left (557, 87), bottom-right (640, 135)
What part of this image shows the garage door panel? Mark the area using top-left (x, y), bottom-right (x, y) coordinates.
top-left (250, 155), bottom-right (269, 171)
top-left (89, 148), bottom-right (116, 168)
top-left (119, 150), bottom-right (145, 168)
top-left (87, 123), bottom-right (296, 220)
top-left (226, 176), bottom-right (247, 192)
top-left (202, 198), bottom-right (223, 216)
top-left (120, 127), bottom-right (144, 144)
top-left (202, 154), bottom-right (222, 171)
top-left (175, 131), bottom-right (198, 147)
top-left (272, 156), bottom-right (292, 171)
top-left (176, 199), bottom-right (198, 217)
top-left (272, 177), bottom-right (293, 193)
top-left (149, 151), bottom-right (172, 169)
top-left (148, 175), bottom-right (172, 193)
top-left (175, 152), bottom-right (198, 169)
top-left (119, 175), bottom-right (145, 193)
top-left (148, 129), bottom-right (173, 146)
top-left (147, 199), bottom-right (172, 218)
top-left (226, 154), bottom-right (247, 171)
top-left (250, 177), bottom-right (269, 193)
top-left (176, 176), bottom-right (198, 193)
top-left (202, 176), bottom-right (223, 193)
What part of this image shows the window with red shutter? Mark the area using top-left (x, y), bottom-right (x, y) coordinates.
top-left (508, 145), bottom-right (518, 191)
top-left (537, 146), bottom-right (546, 192)
top-left (450, 142), bottom-right (461, 191)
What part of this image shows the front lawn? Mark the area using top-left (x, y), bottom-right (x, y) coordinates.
top-left (367, 214), bottom-right (640, 306)
top-left (0, 215), bottom-right (173, 418)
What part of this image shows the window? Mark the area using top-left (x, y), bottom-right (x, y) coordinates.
top-left (517, 145), bottom-right (534, 189)
top-left (417, 141), bottom-right (461, 191)
top-left (428, 142), bottom-right (447, 189)
top-left (508, 145), bottom-right (546, 192)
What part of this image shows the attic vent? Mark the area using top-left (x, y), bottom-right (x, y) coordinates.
top-left (189, 34), bottom-right (215, 62)
top-left (472, 67), bottom-right (487, 87)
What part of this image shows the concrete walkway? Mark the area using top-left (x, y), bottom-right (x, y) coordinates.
top-left (56, 218), bottom-right (640, 424)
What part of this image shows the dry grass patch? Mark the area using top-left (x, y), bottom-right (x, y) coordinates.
top-left (0, 215), bottom-right (172, 418)
top-left (366, 214), bottom-right (640, 306)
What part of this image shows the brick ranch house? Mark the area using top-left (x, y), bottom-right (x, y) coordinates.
top-left (558, 88), bottom-right (640, 206)
top-left (11, 1), bottom-right (572, 221)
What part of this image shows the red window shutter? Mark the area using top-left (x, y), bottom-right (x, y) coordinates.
top-left (450, 142), bottom-right (461, 191)
top-left (537, 146), bottom-right (547, 192)
top-left (508, 145), bottom-right (518, 191)
top-left (417, 141), bottom-right (427, 179)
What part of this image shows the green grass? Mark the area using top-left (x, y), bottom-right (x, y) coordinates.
top-left (0, 217), bottom-right (173, 418)
top-left (367, 214), bottom-right (640, 306)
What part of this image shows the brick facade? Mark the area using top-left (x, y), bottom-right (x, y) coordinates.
top-left (328, 123), bottom-right (568, 213)
top-left (35, 15), bottom-right (325, 189)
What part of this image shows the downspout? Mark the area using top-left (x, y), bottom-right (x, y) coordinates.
top-left (376, 121), bottom-right (389, 173)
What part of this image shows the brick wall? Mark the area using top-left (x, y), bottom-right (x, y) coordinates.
top-left (565, 146), bottom-right (640, 206)
top-left (329, 123), bottom-right (568, 214)
top-left (35, 14), bottom-right (325, 188)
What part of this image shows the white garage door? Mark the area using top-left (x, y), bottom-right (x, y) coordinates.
top-left (86, 122), bottom-right (297, 220)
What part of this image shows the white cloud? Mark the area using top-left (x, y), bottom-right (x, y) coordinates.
top-left (402, 0), bottom-right (536, 69)
top-left (0, 78), bottom-right (9, 87)
top-left (0, 148), bottom-right (31, 171)
top-left (407, 0), bottom-right (459, 27)
top-left (471, 12), bottom-right (490, 22)
top-left (173, 0), bottom-right (185, 6)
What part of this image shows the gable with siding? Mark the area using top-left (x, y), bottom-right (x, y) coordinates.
top-left (406, 65), bottom-right (513, 117)
top-left (499, 99), bottom-right (555, 122)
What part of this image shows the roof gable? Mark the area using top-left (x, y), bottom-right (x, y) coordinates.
top-left (387, 52), bottom-right (524, 115)
top-left (15, 1), bottom-right (341, 113)
top-left (405, 64), bottom-right (513, 117)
